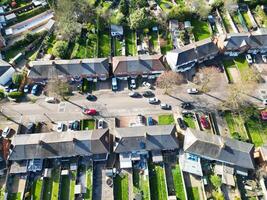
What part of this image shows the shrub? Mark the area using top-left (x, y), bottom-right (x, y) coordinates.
top-left (0, 89), bottom-right (5, 99)
top-left (8, 91), bottom-right (23, 99)
top-left (12, 72), bottom-right (24, 86)
top-left (52, 41), bottom-right (68, 58)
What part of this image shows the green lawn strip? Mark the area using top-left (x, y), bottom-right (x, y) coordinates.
top-left (46, 34), bottom-right (56, 54)
top-left (222, 59), bottom-right (236, 82)
top-left (158, 114), bottom-right (174, 125)
top-left (7, 192), bottom-right (21, 200)
top-left (133, 168), bottom-right (150, 200)
top-left (234, 56), bottom-right (249, 78)
top-left (42, 177), bottom-right (53, 200)
top-left (114, 37), bottom-right (122, 56)
top-left (60, 174), bottom-right (70, 200)
top-left (172, 165), bottom-right (186, 200)
top-left (98, 29), bottom-right (111, 57)
top-left (149, 31), bottom-right (159, 52)
top-left (191, 19), bottom-right (211, 41)
top-left (242, 12), bottom-right (253, 29)
top-left (32, 178), bottom-right (43, 200)
top-left (160, 31), bottom-right (172, 55)
top-left (149, 163), bottom-right (168, 200)
top-left (81, 119), bottom-right (95, 130)
top-left (114, 173), bottom-right (129, 200)
top-left (16, 6), bottom-right (49, 23)
top-left (221, 12), bottom-right (233, 33)
top-left (125, 28), bottom-right (137, 56)
top-left (84, 167), bottom-right (93, 200)
top-left (183, 116), bottom-right (196, 129)
top-left (186, 187), bottom-right (199, 200)
top-left (51, 167), bottom-right (60, 200)
top-left (246, 118), bottom-right (264, 147)
top-left (70, 171), bottom-right (77, 200)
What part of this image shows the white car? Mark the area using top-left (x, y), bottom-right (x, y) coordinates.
top-left (2, 127), bottom-right (10, 138)
top-left (56, 122), bottom-right (64, 132)
top-left (142, 82), bottom-right (152, 89)
top-left (45, 97), bottom-right (57, 103)
top-left (98, 119), bottom-right (104, 129)
top-left (130, 79), bottom-right (136, 89)
top-left (246, 54), bottom-right (253, 64)
top-left (148, 97), bottom-right (159, 104)
top-left (262, 55), bottom-right (267, 63)
top-left (187, 88), bottom-right (199, 94)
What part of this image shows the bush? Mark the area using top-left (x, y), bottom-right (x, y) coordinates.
top-left (12, 72), bottom-right (24, 86)
top-left (8, 91), bottom-right (23, 99)
top-left (52, 41), bottom-right (68, 58)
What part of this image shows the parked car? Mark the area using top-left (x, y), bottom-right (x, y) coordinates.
top-left (177, 118), bottom-right (187, 130)
top-left (142, 82), bottom-right (152, 89)
top-left (129, 92), bottom-right (140, 98)
top-left (148, 97), bottom-right (159, 104)
top-left (23, 85), bottom-right (30, 93)
top-left (98, 119), bottom-right (104, 129)
top-left (57, 122), bottom-right (64, 132)
top-left (82, 108), bottom-right (97, 115)
top-left (45, 97), bottom-right (57, 103)
top-left (200, 116), bottom-right (210, 129)
top-left (136, 114), bottom-right (144, 124)
top-left (142, 91), bottom-right (154, 97)
top-left (262, 54), bottom-right (267, 63)
top-left (147, 117), bottom-right (154, 126)
top-left (71, 120), bottom-right (80, 131)
top-left (160, 103), bottom-right (171, 110)
top-left (112, 77), bottom-right (118, 91)
top-left (263, 99), bottom-right (267, 105)
top-left (187, 88), bottom-right (199, 94)
top-left (4, 85), bottom-right (10, 93)
top-left (31, 84), bottom-right (39, 95)
top-left (246, 54), bottom-right (253, 64)
top-left (181, 110), bottom-right (194, 117)
top-left (26, 122), bottom-right (35, 134)
top-left (181, 102), bottom-right (193, 110)
top-left (130, 79), bottom-right (136, 89)
top-left (2, 127), bottom-right (11, 138)
top-left (86, 94), bottom-right (96, 101)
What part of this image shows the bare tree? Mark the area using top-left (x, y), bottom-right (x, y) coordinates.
top-left (156, 71), bottom-right (184, 94)
top-left (193, 66), bottom-right (219, 93)
top-left (46, 78), bottom-right (72, 100)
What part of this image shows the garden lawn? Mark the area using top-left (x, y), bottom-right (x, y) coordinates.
top-left (222, 59), bottom-right (236, 82)
top-left (51, 167), bottom-right (60, 200)
top-left (133, 168), bottom-right (150, 200)
top-left (150, 31), bottom-right (159, 53)
top-left (8, 193), bottom-right (21, 200)
top-left (46, 34), bottom-right (56, 55)
top-left (186, 187), bottom-right (199, 200)
top-left (242, 12), bottom-right (253, 29)
top-left (221, 12), bottom-right (233, 33)
top-left (72, 35), bottom-right (96, 59)
top-left (234, 56), bottom-right (249, 77)
top-left (191, 19), bottom-right (211, 41)
top-left (125, 28), bottom-right (137, 56)
top-left (172, 165), bottom-right (186, 200)
top-left (42, 177), bottom-right (52, 200)
top-left (32, 178), bottom-right (43, 200)
top-left (158, 114), bottom-right (174, 125)
top-left (114, 173), bottom-right (129, 200)
top-left (84, 167), bottom-right (93, 200)
top-left (60, 175), bottom-right (70, 200)
top-left (149, 163), bottom-right (167, 200)
top-left (114, 37), bottom-right (122, 56)
top-left (160, 31), bottom-right (172, 55)
top-left (183, 116), bottom-right (196, 129)
top-left (157, 0), bottom-right (173, 13)
top-left (70, 171), bottom-right (77, 200)
top-left (81, 119), bottom-right (95, 130)
top-left (98, 29), bottom-right (110, 57)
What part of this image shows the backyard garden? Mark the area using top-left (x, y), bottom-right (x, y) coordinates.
top-left (133, 168), bottom-right (150, 200)
top-left (114, 173), bottom-right (129, 200)
top-left (84, 166), bottom-right (93, 200)
top-left (172, 164), bottom-right (186, 200)
top-left (158, 114), bottom-right (175, 125)
top-left (125, 28), bottom-right (137, 56)
top-left (191, 19), bottom-right (211, 41)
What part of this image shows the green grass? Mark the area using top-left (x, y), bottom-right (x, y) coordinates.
top-left (149, 163), bottom-right (167, 200)
top-left (186, 187), bottom-right (199, 200)
top-left (51, 167), bottom-right (60, 200)
top-left (223, 59), bottom-right (236, 82)
top-left (46, 34), bottom-right (56, 55)
top-left (234, 56), bottom-right (249, 78)
top-left (70, 171), bottom-right (77, 200)
top-left (114, 37), bottom-right (122, 56)
top-left (191, 19), bottom-right (211, 41)
top-left (157, 0), bottom-right (174, 13)
top-left (81, 119), bottom-right (95, 130)
top-left (172, 165), bottom-right (186, 200)
top-left (242, 12), bottom-right (253, 29)
top-left (84, 167), bottom-right (93, 200)
top-left (221, 12), bottom-right (233, 33)
top-left (150, 31), bottom-right (159, 53)
top-left (114, 173), bottom-right (129, 200)
top-left (60, 175), bottom-right (70, 200)
top-left (32, 178), bottom-right (43, 200)
top-left (7, 193), bottom-right (21, 200)
top-left (42, 177), bottom-right (52, 200)
top-left (125, 28), bottom-right (137, 56)
top-left (158, 114), bottom-right (174, 125)
top-left (98, 29), bottom-right (110, 57)
top-left (71, 35), bottom-right (97, 59)
top-left (183, 116), bottom-right (196, 129)
top-left (160, 31), bottom-right (172, 55)
top-left (133, 168), bottom-right (150, 200)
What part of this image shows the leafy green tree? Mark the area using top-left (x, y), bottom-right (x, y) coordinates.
top-left (129, 8), bottom-right (155, 29)
top-left (110, 10), bottom-right (124, 25)
top-left (168, 6), bottom-right (192, 21)
top-left (212, 191), bottom-right (225, 200)
top-left (52, 41), bottom-right (68, 58)
top-left (12, 73), bottom-right (24, 86)
top-left (255, 5), bottom-right (267, 27)
top-left (210, 175), bottom-right (222, 190)
top-left (119, 0), bottom-right (129, 16)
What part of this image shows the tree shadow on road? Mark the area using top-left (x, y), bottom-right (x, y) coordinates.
top-left (166, 94), bottom-right (185, 102)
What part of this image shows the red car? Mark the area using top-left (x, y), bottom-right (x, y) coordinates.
top-left (261, 111), bottom-right (267, 121)
top-left (82, 108), bottom-right (97, 115)
top-left (200, 116), bottom-right (210, 129)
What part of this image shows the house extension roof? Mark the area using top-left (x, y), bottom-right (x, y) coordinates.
top-left (28, 58), bottom-right (109, 79)
top-left (184, 129), bottom-right (255, 169)
top-left (0, 59), bottom-right (12, 76)
top-left (112, 55), bottom-right (165, 75)
top-left (114, 125), bottom-right (179, 153)
top-left (9, 129), bottom-right (110, 160)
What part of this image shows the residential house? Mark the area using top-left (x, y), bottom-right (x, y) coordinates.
top-left (113, 125), bottom-right (179, 168)
top-left (9, 129), bottom-right (112, 161)
top-left (166, 38), bottom-right (219, 72)
top-left (184, 129), bottom-right (255, 175)
top-left (112, 54), bottom-right (166, 80)
top-left (0, 59), bottom-right (15, 86)
top-left (111, 24), bottom-right (123, 37)
top-left (27, 58), bottom-right (110, 82)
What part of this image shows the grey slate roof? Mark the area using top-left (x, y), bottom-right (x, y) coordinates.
top-left (114, 125), bottom-right (179, 153)
top-left (112, 55), bottom-right (165, 76)
top-left (28, 58), bottom-right (110, 79)
top-left (184, 129), bottom-right (255, 169)
top-left (195, 38), bottom-right (219, 58)
top-left (0, 59), bottom-right (12, 76)
top-left (9, 129), bottom-right (110, 160)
